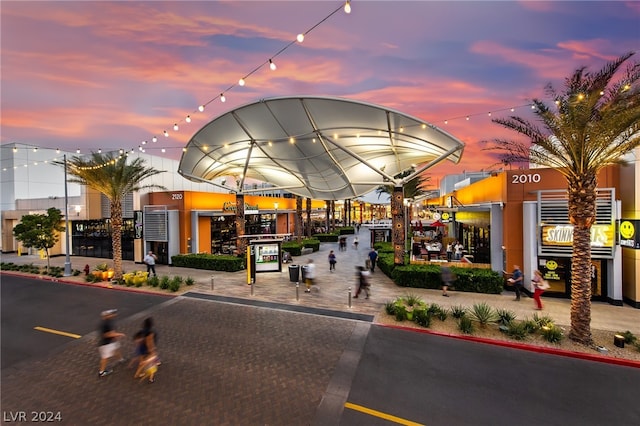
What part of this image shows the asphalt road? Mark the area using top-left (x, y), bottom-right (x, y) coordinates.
top-left (1, 275), bottom-right (170, 370)
top-left (2, 275), bottom-right (639, 425)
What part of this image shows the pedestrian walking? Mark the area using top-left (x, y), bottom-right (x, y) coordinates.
top-left (328, 250), bottom-right (337, 272)
top-left (353, 236), bottom-right (359, 250)
top-left (97, 309), bottom-right (125, 377)
top-left (304, 259), bottom-right (316, 293)
top-left (507, 265), bottom-right (524, 301)
top-left (353, 266), bottom-right (370, 299)
top-left (144, 250), bottom-right (158, 277)
top-left (368, 248), bottom-right (378, 273)
top-left (532, 269), bottom-right (550, 310)
top-left (441, 266), bottom-right (455, 297)
top-left (454, 242), bottom-right (463, 260)
top-left (446, 242), bottom-right (453, 261)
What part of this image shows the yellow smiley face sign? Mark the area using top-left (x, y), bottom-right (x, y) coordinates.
top-left (620, 221), bottom-right (635, 240)
top-left (545, 260), bottom-right (558, 271)
top-left (441, 212), bottom-right (450, 221)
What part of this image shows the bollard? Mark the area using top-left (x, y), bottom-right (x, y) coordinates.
top-left (210, 275), bottom-right (215, 290)
top-left (296, 282), bottom-right (299, 301)
top-left (251, 278), bottom-right (254, 296)
top-left (348, 287), bottom-right (352, 308)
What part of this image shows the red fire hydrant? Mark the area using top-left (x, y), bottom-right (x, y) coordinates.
top-left (83, 264), bottom-right (91, 276)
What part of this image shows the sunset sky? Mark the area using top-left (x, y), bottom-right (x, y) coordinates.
top-left (2, 0), bottom-right (639, 189)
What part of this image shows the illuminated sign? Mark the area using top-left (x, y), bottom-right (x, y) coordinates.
top-left (222, 202), bottom-right (260, 214)
top-left (541, 224), bottom-right (614, 248)
top-left (620, 219), bottom-right (640, 249)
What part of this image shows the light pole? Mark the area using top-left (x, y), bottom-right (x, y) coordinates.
top-left (63, 154), bottom-right (72, 276)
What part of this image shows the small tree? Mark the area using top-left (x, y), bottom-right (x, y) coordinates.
top-left (13, 207), bottom-right (65, 271)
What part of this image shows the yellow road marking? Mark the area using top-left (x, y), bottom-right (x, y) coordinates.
top-left (344, 402), bottom-right (425, 426)
top-left (34, 326), bottom-right (81, 339)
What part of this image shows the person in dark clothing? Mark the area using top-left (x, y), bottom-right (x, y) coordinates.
top-left (368, 248), bottom-right (378, 273)
top-left (508, 265), bottom-right (524, 301)
top-left (353, 266), bottom-right (370, 299)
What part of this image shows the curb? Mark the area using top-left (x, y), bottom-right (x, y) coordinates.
top-left (0, 271), bottom-right (176, 298)
top-left (381, 323), bottom-right (640, 369)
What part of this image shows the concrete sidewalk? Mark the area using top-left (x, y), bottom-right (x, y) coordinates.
top-left (2, 227), bottom-right (639, 333)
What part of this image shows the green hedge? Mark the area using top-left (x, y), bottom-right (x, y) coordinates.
top-left (281, 239), bottom-right (320, 256)
top-left (313, 233), bottom-right (339, 242)
top-left (390, 264), bottom-right (503, 294)
top-left (171, 254), bottom-right (245, 272)
top-left (338, 227), bottom-right (355, 235)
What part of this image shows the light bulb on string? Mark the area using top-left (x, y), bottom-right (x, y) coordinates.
top-left (152, 136), bottom-right (158, 143)
top-left (142, 140), bottom-right (147, 145)
top-left (173, 123), bottom-right (179, 131)
top-left (220, 94), bottom-right (226, 103)
top-left (76, 149), bottom-right (81, 154)
top-left (297, 33), bottom-right (304, 43)
top-left (269, 59), bottom-right (276, 71)
top-left (198, 105), bottom-right (205, 112)
top-left (344, 1), bottom-right (351, 14)
top-left (185, 115), bottom-right (191, 123)
top-left (98, 148), bottom-right (102, 153)
top-left (238, 78), bottom-right (245, 86)
top-left (163, 130), bottom-right (169, 137)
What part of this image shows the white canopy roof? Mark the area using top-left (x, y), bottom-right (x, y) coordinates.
top-left (178, 96), bottom-right (464, 200)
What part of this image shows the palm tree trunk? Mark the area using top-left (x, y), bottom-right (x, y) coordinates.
top-left (295, 196), bottom-right (303, 242)
top-left (235, 194), bottom-right (246, 257)
top-left (567, 177), bottom-right (596, 345)
top-left (392, 186), bottom-right (405, 265)
top-left (305, 198), bottom-right (312, 238)
top-left (111, 199), bottom-right (123, 280)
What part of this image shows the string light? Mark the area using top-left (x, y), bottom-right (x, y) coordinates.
top-left (344, 0), bottom-right (351, 14)
top-left (238, 78), bottom-right (246, 86)
top-left (198, 105), bottom-right (205, 112)
top-left (152, 136), bottom-right (157, 143)
top-left (220, 94), bottom-right (226, 103)
top-left (163, 130), bottom-right (169, 137)
top-left (185, 115), bottom-right (191, 123)
top-left (297, 33), bottom-right (305, 43)
top-left (173, 123), bottom-right (179, 131)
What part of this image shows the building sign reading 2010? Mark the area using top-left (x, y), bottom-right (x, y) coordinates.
top-left (511, 173), bottom-right (541, 184)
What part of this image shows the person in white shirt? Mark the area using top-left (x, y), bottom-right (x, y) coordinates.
top-left (144, 251), bottom-right (158, 277)
top-left (304, 259), bottom-right (316, 293)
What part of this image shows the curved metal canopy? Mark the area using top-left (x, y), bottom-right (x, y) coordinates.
top-left (178, 96), bottom-right (465, 200)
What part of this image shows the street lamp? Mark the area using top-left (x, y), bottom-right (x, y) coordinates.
top-left (63, 154), bottom-right (72, 276)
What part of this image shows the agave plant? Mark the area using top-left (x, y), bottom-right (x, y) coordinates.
top-left (469, 302), bottom-right (498, 326)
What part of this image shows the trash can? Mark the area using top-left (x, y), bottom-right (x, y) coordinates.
top-left (288, 264), bottom-right (300, 282)
top-left (301, 265), bottom-right (308, 282)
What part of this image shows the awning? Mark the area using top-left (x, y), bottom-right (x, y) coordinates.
top-left (178, 96), bottom-right (465, 200)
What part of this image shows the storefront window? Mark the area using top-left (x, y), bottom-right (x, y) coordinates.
top-left (71, 219), bottom-right (135, 260)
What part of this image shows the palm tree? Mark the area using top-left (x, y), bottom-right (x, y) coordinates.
top-left (490, 52), bottom-right (640, 345)
top-left (57, 152), bottom-right (166, 280)
top-left (375, 169), bottom-right (428, 202)
top-left (295, 196), bottom-right (303, 242)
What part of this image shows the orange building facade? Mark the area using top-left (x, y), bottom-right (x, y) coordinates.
top-left (425, 165), bottom-right (639, 308)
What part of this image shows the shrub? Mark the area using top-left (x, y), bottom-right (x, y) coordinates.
top-left (450, 305), bottom-right (467, 319)
top-left (282, 242), bottom-right (302, 256)
top-left (302, 238), bottom-right (320, 252)
top-left (185, 277), bottom-right (195, 286)
top-left (394, 304), bottom-right (406, 322)
top-left (458, 316), bottom-right (474, 334)
top-left (390, 264), bottom-right (503, 294)
top-left (506, 321), bottom-right (528, 340)
top-left (437, 309), bottom-right (448, 322)
top-left (635, 342), bottom-right (640, 352)
top-left (522, 319), bottom-right (539, 334)
top-left (414, 309), bottom-right (432, 328)
top-left (469, 302), bottom-right (498, 326)
top-left (384, 301), bottom-right (396, 315)
top-left (337, 227), bottom-right (355, 235)
top-left (159, 275), bottom-right (171, 290)
top-left (169, 276), bottom-right (183, 292)
top-left (427, 303), bottom-right (443, 316)
top-left (171, 253), bottom-right (245, 272)
top-left (540, 325), bottom-right (563, 344)
top-left (312, 233), bottom-right (339, 242)
top-left (532, 313), bottom-right (554, 328)
top-left (496, 308), bottom-right (517, 325)
top-left (148, 275), bottom-right (160, 287)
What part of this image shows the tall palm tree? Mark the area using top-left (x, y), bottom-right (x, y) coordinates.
top-left (295, 196), bottom-right (303, 242)
top-left (490, 52), bottom-right (640, 345)
top-left (375, 169), bottom-right (428, 202)
top-left (57, 152), bottom-right (165, 279)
